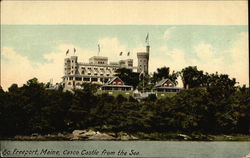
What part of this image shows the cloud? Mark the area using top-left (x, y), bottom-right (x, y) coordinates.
top-left (192, 42), bottom-right (226, 74)
top-left (192, 32), bottom-right (248, 86)
top-left (2, 47), bottom-right (36, 90)
top-left (149, 47), bottom-right (188, 73)
top-left (152, 31), bottom-right (248, 86)
top-left (1, 32), bottom-right (248, 91)
top-left (163, 27), bottom-right (176, 40)
top-left (98, 37), bottom-right (128, 62)
top-left (228, 32), bottom-right (249, 86)
top-left (194, 43), bottom-right (214, 61)
top-left (1, 44), bottom-right (90, 90)
top-left (1, 37), bottom-right (139, 90)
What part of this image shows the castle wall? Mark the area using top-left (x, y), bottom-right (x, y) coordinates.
top-left (63, 56), bottom-right (134, 90)
top-left (137, 46), bottom-right (150, 74)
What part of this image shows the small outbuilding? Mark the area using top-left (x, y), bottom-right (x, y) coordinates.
top-left (153, 79), bottom-right (183, 93)
top-left (101, 76), bottom-right (133, 91)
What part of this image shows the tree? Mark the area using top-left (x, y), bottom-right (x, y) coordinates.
top-left (152, 67), bottom-right (170, 83)
top-left (231, 86), bottom-right (250, 134)
top-left (171, 88), bottom-right (210, 133)
top-left (116, 94), bottom-right (127, 104)
top-left (115, 68), bottom-right (140, 88)
top-left (67, 90), bottom-right (98, 130)
top-left (181, 66), bottom-right (205, 89)
top-left (206, 73), bottom-right (236, 101)
top-left (152, 67), bottom-right (178, 85)
top-left (137, 75), bottom-right (154, 91)
top-left (81, 83), bottom-right (101, 93)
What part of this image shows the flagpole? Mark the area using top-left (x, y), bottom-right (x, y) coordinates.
top-left (143, 75), bottom-right (144, 93)
top-left (98, 44), bottom-right (100, 56)
top-left (145, 33), bottom-right (149, 46)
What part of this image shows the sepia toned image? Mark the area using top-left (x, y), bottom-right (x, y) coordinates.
top-left (0, 1), bottom-right (249, 158)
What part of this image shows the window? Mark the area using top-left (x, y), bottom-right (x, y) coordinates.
top-left (75, 77), bottom-right (82, 81)
top-left (91, 78), bottom-right (98, 82)
top-left (68, 82), bottom-right (72, 85)
top-left (69, 77), bottom-right (73, 80)
top-left (84, 78), bottom-right (90, 81)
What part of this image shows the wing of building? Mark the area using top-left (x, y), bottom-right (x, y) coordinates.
top-left (62, 45), bottom-right (150, 91)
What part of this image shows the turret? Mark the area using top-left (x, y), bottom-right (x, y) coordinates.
top-left (70, 56), bottom-right (78, 75)
top-left (137, 45), bottom-right (150, 74)
top-left (64, 58), bottom-right (71, 75)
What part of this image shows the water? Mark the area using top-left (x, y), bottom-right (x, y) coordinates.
top-left (0, 141), bottom-right (250, 158)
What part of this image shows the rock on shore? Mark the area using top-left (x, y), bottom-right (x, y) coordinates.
top-left (72, 130), bottom-right (138, 140)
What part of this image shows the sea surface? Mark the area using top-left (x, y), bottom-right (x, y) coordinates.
top-left (0, 141), bottom-right (250, 158)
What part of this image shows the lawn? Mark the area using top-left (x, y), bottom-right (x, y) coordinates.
top-left (96, 90), bottom-right (133, 98)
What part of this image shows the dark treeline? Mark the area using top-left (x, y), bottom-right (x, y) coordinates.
top-left (0, 66), bottom-right (249, 137)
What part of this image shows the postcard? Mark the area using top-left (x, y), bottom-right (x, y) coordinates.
top-left (0, 1), bottom-right (249, 158)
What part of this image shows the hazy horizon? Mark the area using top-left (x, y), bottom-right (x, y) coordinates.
top-left (1, 25), bottom-right (248, 90)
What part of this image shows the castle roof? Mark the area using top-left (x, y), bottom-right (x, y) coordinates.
top-left (105, 76), bottom-right (124, 85)
top-left (89, 56), bottom-right (108, 60)
top-left (154, 79), bottom-right (176, 88)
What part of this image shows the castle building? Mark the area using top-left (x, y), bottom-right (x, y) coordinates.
top-left (137, 45), bottom-right (150, 74)
top-left (101, 76), bottom-right (133, 91)
top-left (62, 45), bottom-right (150, 91)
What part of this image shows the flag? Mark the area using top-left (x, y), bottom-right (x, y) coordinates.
top-left (74, 48), bottom-right (76, 54)
top-left (139, 71), bottom-right (145, 77)
top-left (66, 49), bottom-right (69, 55)
top-left (139, 71), bottom-right (145, 80)
top-left (119, 52), bottom-right (123, 56)
top-left (98, 44), bottom-right (100, 53)
top-left (145, 33), bottom-right (149, 44)
top-left (127, 51), bottom-right (130, 56)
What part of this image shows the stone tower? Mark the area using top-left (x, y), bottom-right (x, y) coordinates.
top-left (64, 56), bottom-right (78, 76)
top-left (137, 45), bottom-right (150, 74)
top-left (64, 58), bottom-right (71, 76)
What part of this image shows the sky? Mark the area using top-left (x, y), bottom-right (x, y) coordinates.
top-left (1, 25), bottom-right (248, 90)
